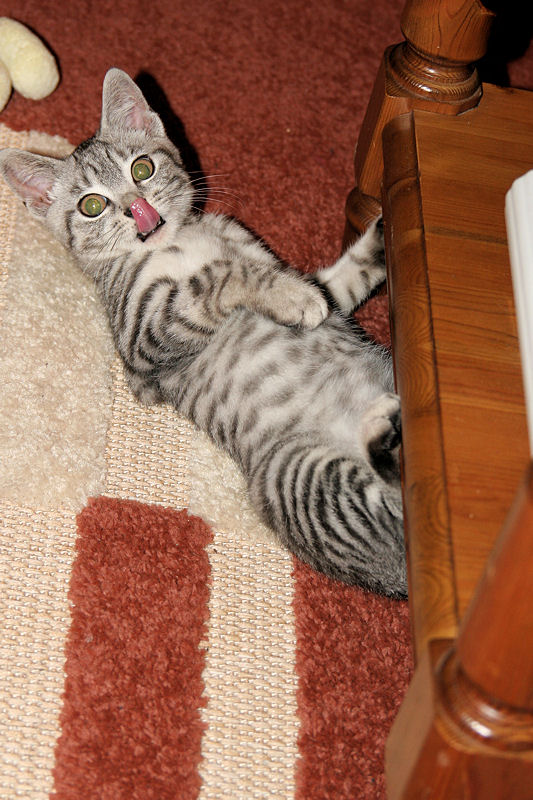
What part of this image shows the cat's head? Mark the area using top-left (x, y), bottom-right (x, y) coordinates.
top-left (0, 68), bottom-right (194, 276)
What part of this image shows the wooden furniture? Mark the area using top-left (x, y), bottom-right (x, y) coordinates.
top-left (345, 1), bottom-right (533, 796)
top-left (344, 0), bottom-right (495, 242)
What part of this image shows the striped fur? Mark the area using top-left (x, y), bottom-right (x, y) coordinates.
top-left (0, 69), bottom-right (406, 597)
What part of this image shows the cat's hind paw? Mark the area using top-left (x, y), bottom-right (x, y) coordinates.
top-left (361, 392), bottom-right (401, 483)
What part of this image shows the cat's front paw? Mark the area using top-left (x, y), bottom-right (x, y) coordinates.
top-left (265, 279), bottom-right (329, 329)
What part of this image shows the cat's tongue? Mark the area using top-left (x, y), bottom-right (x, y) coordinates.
top-left (130, 197), bottom-right (162, 237)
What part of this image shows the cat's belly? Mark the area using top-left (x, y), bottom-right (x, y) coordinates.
top-left (180, 310), bottom-right (394, 457)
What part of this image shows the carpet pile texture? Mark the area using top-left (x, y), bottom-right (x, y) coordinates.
top-left (0, 1), bottom-right (532, 798)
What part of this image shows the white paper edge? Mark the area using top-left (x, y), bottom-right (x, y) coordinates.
top-left (505, 170), bottom-right (533, 456)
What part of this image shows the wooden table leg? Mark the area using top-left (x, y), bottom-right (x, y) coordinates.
top-left (344, 0), bottom-right (494, 245)
top-left (386, 465), bottom-right (533, 799)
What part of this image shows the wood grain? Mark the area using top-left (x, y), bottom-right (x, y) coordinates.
top-left (456, 464), bottom-right (533, 711)
top-left (412, 85), bottom-right (531, 622)
top-left (400, 0), bottom-right (494, 63)
top-left (383, 82), bottom-right (533, 798)
top-left (344, 0), bottom-right (494, 246)
top-left (346, 3), bottom-right (533, 793)
top-left (382, 113), bottom-right (459, 657)
top-left (386, 470), bottom-right (533, 799)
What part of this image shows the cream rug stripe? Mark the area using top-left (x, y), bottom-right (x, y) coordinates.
top-left (0, 125), bottom-right (27, 308)
top-left (0, 129), bottom-right (114, 510)
top-left (189, 428), bottom-right (276, 546)
top-left (0, 125), bottom-right (84, 800)
top-left (104, 358), bottom-right (194, 507)
top-left (199, 534), bottom-right (298, 800)
top-left (0, 125), bottom-right (113, 800)
top-left (0, 505), bottom-right (78, 800)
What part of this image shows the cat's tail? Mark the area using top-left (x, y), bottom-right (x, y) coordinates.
top-left (247, 436), bottom-right (407, 599)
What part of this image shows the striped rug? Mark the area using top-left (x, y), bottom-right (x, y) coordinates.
top-left (0, 124), bottom-right (412, 800)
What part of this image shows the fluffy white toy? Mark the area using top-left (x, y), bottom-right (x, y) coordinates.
top-left (0, 17), bottom-right (59, 111)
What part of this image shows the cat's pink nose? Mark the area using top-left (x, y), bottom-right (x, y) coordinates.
top-left (129, 197), bottom-right (161, 236)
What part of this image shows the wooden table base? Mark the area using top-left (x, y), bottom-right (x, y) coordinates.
top-left (381, 84), bottom-right (533, 799)
top-left (343, 2), bottom-right (533, 793)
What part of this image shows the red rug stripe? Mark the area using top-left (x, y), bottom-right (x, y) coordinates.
top-left (293, 560), bottom-right (413, 800)
top-left (51, 498), bottom-right (212, 800)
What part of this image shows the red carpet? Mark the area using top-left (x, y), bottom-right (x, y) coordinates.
top-left (0, 1), bottom-right (531, 798)
top-left (51, 499), bottom-right (212, 800)
top-left (293, 562), bottom-right (411, 799)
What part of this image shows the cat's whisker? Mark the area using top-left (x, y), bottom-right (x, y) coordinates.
top-left (188, 174), bottom-right (243, 205)
top-left (192, 187), bottom-right (244, 212)
top-left (204, 189), bottom-right (243, 203)
top-left (188, 172), bottom-right (231, 183)
top-left (194, 196), bottom-right (242, 212)
top-left (190, 180), bottom-right (241, 196)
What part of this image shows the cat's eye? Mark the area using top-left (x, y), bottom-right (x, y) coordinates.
top-left (131, 156), bottom-right (154, 182)
top-left (79, 193), bottom-right (107, 217)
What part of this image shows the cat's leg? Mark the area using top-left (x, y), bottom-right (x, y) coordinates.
top-left (246, 430), bottom-right (406, 597)
top-left (359, 391), bottom-right (401, 484)
top-left (249, 269), bottom-right (329, 329)
top-left (216, 262), bottom-right (329, 329)
top-left (313, 217), bottom-right (385, 313)
top-left (216, 218), bottom-right (330, 329)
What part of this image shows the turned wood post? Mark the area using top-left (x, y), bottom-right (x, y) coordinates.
top-left (344, 0), bottom-right (495, 242)
top-left (386, 465), bottom-right (533, 799)
top-left (440, 463), bottom-right (533, 750)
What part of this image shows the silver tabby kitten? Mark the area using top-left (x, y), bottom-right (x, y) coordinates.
top-left (0, 69), bottom-right (406, 598)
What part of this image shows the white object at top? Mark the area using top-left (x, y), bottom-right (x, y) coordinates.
top-left (506, 169), bottom-right (533, 456)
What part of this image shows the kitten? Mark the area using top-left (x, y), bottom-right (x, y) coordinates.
top-left (0, 68), bottom-right (407, 598)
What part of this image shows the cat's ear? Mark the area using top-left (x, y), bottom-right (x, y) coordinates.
top-left (0, 148), bottom-right (59, 217)
top-left (99, 68), bottom-right (165, 139)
